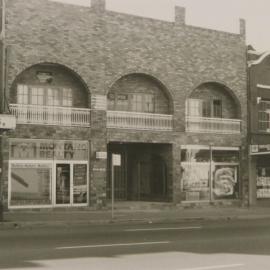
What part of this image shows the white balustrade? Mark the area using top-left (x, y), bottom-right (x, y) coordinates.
top-left (186, 116), bottom-right (241, 134)
top-left (107, 110), bottom-right (173, 131)
top-left (9, 104), bottom-right (90, 127)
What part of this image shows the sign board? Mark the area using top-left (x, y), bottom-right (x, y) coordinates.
top-left (250, 144), bottom-right (270, 155)
top-left (96, 151), bottom-right (107, 159)
top-left (112, 154), bottom-right (121, 166)
top-left (0, 114), bottom-right (16, 130)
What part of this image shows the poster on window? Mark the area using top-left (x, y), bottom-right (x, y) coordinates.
top-left (212, 166), bottom-right (238, 199)
top-left (181, 163), bottom-right (210, 201)
top-left (10, 163), bottom-right (52, 206)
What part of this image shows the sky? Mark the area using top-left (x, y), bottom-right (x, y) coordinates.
top-left (50, 0), bottom-right (270, 52)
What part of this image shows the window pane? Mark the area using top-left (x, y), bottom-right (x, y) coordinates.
top-left (131, 94), bottom-right (143, 112)
top-left (258, 100), bottom-right (270, 132)
top-left (62, 88), bottom-right (73, 107)
top-left (10, 163), bottom-right (52, 206)
top-left (257, 167), bottom-right (270, 199)
top-left (212, 150), bottom-right (239, 163)
top-left (17, 84), bottom-right (29, 104)
top-left (144, 94), bottom-right (154, 113)
top-left (181, 146), bottom-right (210, 201)
top-left (31, 87), bottom-right (44, 105)
top-left (73, 164), bottom-right (87, 204)
top-left (213, 99), bottom-right (222, 118)
top-left (186, 99), bottom-right (203, 116)
top-left (48, 88), bottom-right (60, 106)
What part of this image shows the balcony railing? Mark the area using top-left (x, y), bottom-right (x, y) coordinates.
top-left (9, 104), bottom-right (90, 127)
top-left (107, 110), bottom-right (173, 131)
top-left (186, 116), bottom-right (241, 134)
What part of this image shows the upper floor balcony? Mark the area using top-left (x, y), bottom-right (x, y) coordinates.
top-left (10, 104), bottom-right (91, 127)
top-left (107, 110), bottom-right (173, 131)
top-left (185, 82), bottom-right (242, 135)
top-left (106, 73), bottom-right (173, 132)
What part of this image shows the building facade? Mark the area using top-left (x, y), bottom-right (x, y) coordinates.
top-left (1, 0), bottom-right (247, 210)
top-left (248, 48), bottom-right (270, 205)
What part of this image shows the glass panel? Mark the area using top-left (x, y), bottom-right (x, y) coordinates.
top-left (212, 150), bottom-right (239, 163)
top-left (131, 94), bottom-right (143, 112)
top-left (73, 164), bottom-right (87, 204)
top-left (31, 87), bottom-right (44, 105)
top-left (116, 94), bottom-right (129, 111)
top-left (212, 165), bottom-right (239, 199)
top-left (213, 99), bottom-right (222, 118)
top-left (48, 88), bottom-right (61, 106)
top-left (17, 84), bottom-right (29, 104)
top-left (186, 99), bottom-right (203, 117)
top-left (62, 88), bottom-right (73, 107)
top-left (144, 94), bottom-right (154, 113)
top-left (10, 163), bottom-right (52, 206)
top-left (257, 167), bottom-right (270, 199)
top-left (56, 164), bottom-right (70, 204)
top-left (181, 146), bottom-right (210, 201)
top-left (181, 163), bottom-right (210, 201)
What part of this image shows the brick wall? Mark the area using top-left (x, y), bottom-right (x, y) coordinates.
top-left (3, 0), bottom-right (248, 207)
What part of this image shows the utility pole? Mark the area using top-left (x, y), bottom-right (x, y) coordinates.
top-left (0, 0), bottom-right (6, 222)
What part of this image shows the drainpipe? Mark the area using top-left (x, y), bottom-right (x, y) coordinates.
top-left (0, 0), bottom-right (6, 222)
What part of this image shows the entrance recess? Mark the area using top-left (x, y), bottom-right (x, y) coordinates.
top-left (108, 143), bottom-right (172, 202)
top-left (55, 162), bottom-right (88, 206)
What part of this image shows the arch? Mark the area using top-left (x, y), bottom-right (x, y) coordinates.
top-left (10, 62), bottom-right (90, 108)
top-left (107, 72), bottom-right (174, 114)
top-left (188, 81), bottom-right (241, 119)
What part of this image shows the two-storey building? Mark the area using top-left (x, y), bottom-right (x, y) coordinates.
top-left (1, 0), bottom-right (247, 210)
top-left (248, 47), bottom-right (270, 205)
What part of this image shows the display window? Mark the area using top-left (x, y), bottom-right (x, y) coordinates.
top-left (181, 145), bottom-right (240, 202)
top-left (256, 167), bottom-right (270, 199)
top-left (9, 139), bottom-right (89, 208)
top-left (10, 162), bottom-right (52, 206)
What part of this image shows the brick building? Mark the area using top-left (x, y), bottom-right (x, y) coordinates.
top-left (248, 47), bottom-right (270, 205)
top-left (1, 0), bottom-right (247, 210)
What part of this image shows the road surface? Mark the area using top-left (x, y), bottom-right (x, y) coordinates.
top-left (1, 218), bottom-right (270, 269)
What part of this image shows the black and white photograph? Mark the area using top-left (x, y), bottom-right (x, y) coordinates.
top-left (0, 0), bottom-right (270, 269)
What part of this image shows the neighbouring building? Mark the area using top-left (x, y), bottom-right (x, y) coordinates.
top-left (248, 47), bottom-right (270, 205)
top-left (1, 0), bottom-right (247, 210)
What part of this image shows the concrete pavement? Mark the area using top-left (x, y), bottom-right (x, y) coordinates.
top-left (1, 202), bottom-right (270, 229)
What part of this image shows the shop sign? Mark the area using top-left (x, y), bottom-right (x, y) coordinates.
top-left (0, 114), bottom-right (16, 129)
top-left (250, 144), bottom-right (270, 155)
top-left (10, 139), bottom-right (88, 160)
top-left (36, 71), bottom-right (53, 83)
top-left (112, 154), bottom-right (121, 166)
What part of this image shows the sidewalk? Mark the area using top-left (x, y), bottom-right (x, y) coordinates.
top-left (1, 203), bottom-right (270, 229)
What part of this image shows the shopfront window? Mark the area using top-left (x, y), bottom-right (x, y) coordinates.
top-left (181, 146), bottom-right (210, 201)
top-left (10, 163), bottom-right (52, 206)
top-left (181, 146), bottom-right (240, 202)
top-left (9, 139), bottom-right (89, 208)
top-left (256, 155), bottom-right (270, 199)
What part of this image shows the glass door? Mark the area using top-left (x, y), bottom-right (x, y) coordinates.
top-left (55, 163), bottom-right (71, 205)
top-left (73, 164), bottom-right (88, 204)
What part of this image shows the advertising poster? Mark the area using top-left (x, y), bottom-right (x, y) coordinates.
top-left (213, 166), bottom-right (238, 199)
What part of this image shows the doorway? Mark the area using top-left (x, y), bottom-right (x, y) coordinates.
top-left (108, 143), bottom-right (172, 202)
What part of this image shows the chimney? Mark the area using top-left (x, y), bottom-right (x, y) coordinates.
top-left (175, 6), bottom-right (185, 25)
top-left (239, 18), bottom-right (246, 38)
top-left (91, 0), bottom-right (105, 13)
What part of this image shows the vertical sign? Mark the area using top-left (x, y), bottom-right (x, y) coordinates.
top-left (111, 154), bottom-right (121, 219)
